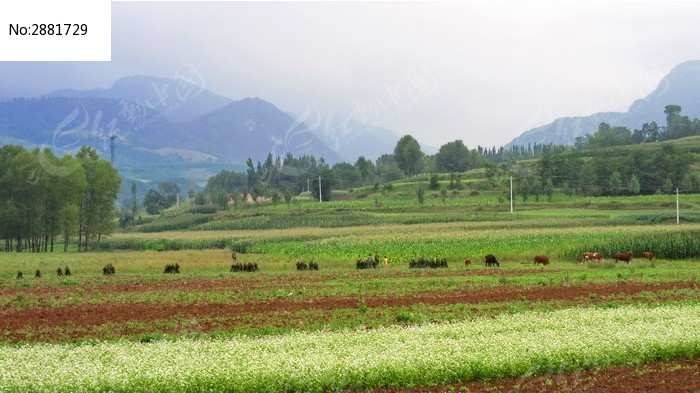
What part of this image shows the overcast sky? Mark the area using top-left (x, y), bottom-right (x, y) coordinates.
top-left (2, 1), bottom-right (700, 147)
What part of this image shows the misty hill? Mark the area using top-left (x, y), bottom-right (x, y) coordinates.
top-left (47, 75), bottom-right (232, 123)
top-left (508, 60), bottom-right (700, 146)
top-left (44, 74), bottom-right (419, 161)
top-left (0, 96), bottom-right (230, 184)
top-left (304, 114), bottom-right (436, 161)
top-left (0, 95), bottom-right (342, 182)
top-left (177, 98), bottom-right (342, 162)
top-left (3, 73), bottom-right (433, 186)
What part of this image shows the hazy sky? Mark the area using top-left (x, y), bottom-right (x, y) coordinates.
top-left (2, 1), bottom-right (700, 147)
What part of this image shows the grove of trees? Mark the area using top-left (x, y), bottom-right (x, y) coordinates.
top-left (0, 145), bottom-right (121, 252)
top-left (190, 104), bottom-right (698, 210)
top-left (536, 143), bottom-right (696, 196)
top-left (575, 105), bottom-right (700, 149)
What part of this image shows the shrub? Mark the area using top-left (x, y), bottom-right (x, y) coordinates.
top-left (409, 257), bottom-right (448, 269)
top-left (230, 263), bottom-right (259, 272)
top-left (188, 205), bottom-right (217, 214)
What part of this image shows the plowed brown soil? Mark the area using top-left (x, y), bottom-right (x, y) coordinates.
top-left (0, 280), bottom-right (694, 342)
top-left (369, 358), bottom-right (700, 393)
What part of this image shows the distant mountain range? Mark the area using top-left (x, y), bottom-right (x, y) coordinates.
top-left (48, 75), bottom-right (234, 123)
top-left (0, 75), bottom-right (431, 189)
top-left (5, 60), bottom-right (698, 190)
top-left (508, 60), bottom-right (700, 146)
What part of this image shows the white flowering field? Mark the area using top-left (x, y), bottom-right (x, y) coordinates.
top-left (0, 304), bottom-right (697, 392)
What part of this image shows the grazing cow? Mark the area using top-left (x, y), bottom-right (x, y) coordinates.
top-left (641, 251), bottom-right (655, 260)
top-left (582, 252), bottom-right (604, 263)
top-left (534, 255), bottom-right (549, 265)
top-left (484, 254), bottom-right (499, 267)
top-left (465, 258), bottom-right (471, 266)
top-left (614, 252), bottom-right (633, 263)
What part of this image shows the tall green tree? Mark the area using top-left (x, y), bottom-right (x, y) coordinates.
top-left (158, 181), bottom-right (180, 207)
top-left (143, 189), bottom-right (167, 215)
top-left (608, 171), bottom-right (622, 196)
top-left (435, 140), bottom-right (476, 173)
top-left (76, 146), bottom-right (121, 250)
top-left (661, 178), bottom-right (674, 194)
top-left (210, 188), bottom-right (228, 211)
top-left (429, 174), bottom-right (440, 190)
top-left (628, 175), bottom-right (641, 195)
top-left (315, 168), bottom-right (335, 202)
top-left (331, 163), bottom-right (361, 189)
top-left (130, 181), bottom-right (138, 216)
top-left (680, 173), bottom-right (695, 192)
top-left (543, 178), bottom-right (554, 202)
top-left (354, 156), bottom-right (374, 186)
top-left (394, 135), bottom-right (424, 177)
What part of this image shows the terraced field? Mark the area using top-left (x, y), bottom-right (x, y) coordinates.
top-left (0, 205), bottom-right (698, 392)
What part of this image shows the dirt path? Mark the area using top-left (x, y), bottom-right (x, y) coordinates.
top-left (369, 358), bottom-right (700, 393)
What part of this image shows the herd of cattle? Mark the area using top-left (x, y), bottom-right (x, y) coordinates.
top-left (464, 251), bottom-right (655, 267)
top-left (11, 250), bottom-right (658, 279)
top-left (580, 251), bottom-right (654, 263)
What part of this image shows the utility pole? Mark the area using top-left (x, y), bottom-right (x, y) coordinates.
top-left (676, 187), bottom-right (680, 224)
top-left (318, 176), bottom-right (322, 203)
top-left (307, 179), bottom-right (310, 193)
top-left (109, 135), bottom-right (117, 164)
top-left (510, 175), bottom-right (513, 213)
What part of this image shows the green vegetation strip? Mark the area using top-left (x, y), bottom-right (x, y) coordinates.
top-left (98, 224), bottom-right (700, 261)
top-left (1, 304), bottom-right (697, 392)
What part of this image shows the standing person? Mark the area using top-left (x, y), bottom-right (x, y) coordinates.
top-left (383, 256), bottom-right (389, 266)
top-left (367, 253), bottom-right (373, 263)
top-left (232, 249), bottom-right (237, 261)
top-left (374, 252), bottom-right (380, 264)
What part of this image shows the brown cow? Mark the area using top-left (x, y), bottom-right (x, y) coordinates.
top-left (582, 252), bottom-right (604, 263)
top-left (614, 251), bottom-right (633, 263)
top-left (534, 255), bottom-right (549, 265)
top-left (641, 251), bottom-right (655, 260)
top-left (464, 258), bottom-right (471, 266)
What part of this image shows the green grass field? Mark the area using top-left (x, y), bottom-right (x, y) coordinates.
top-left (0, 189), bottom-right (698, 392)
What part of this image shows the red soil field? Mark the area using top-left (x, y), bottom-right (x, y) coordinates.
top-left (0, 280), bottom-right (694, 342)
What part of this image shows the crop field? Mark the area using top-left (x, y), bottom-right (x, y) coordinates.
top-left (0, 202), bottom-right (698, 392)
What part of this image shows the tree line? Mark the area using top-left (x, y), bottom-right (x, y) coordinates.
top-left (0, 145), bottom-right (120, 252)
top-left (535, 143), bottom-right (696, 197)
top-left (575, 105), bottom-right (700, 149)
top-left (154, 104), bottom-right (698, 210)
top-left (196, 135), bottom-right (537, 206)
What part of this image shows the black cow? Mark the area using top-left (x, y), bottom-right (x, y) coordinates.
top-left (484, 254), bottom-right (499, 267)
